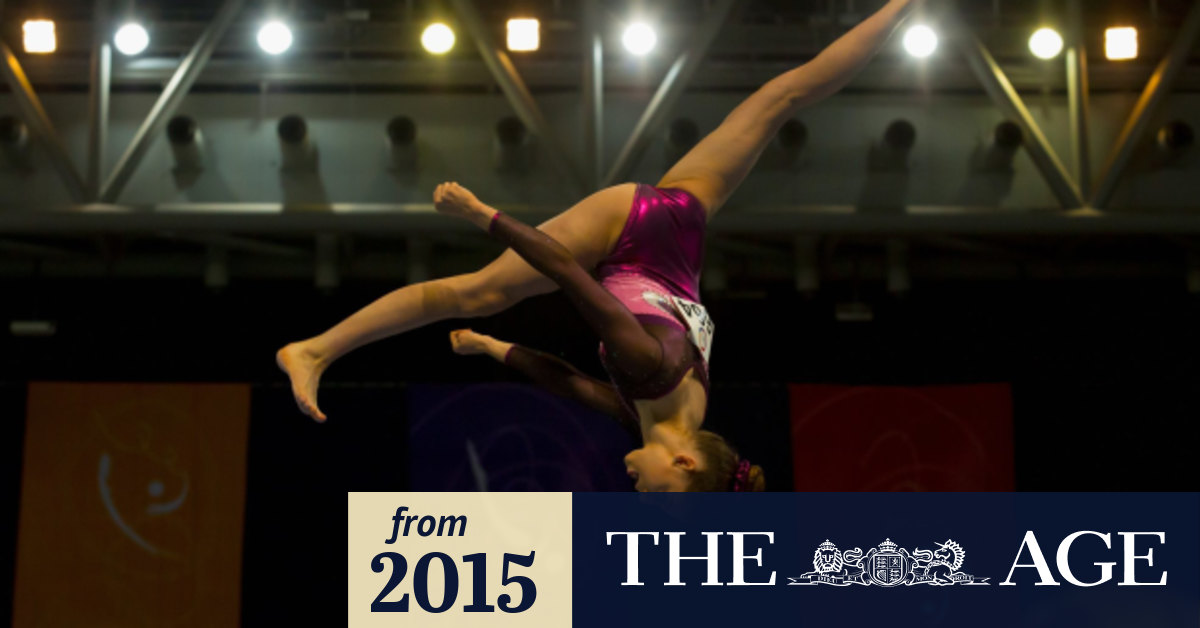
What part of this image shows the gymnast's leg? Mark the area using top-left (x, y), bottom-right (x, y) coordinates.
top-left (657, 0), bottom-right (918, 217)
top-left (434, 182), bottom-right (665, 381)
top-left (278, 183), bottom-right (637, 421)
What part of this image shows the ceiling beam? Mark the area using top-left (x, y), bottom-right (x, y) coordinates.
top-left (1092, 0), bottom-right (1200, 209)
top-left (3, 204), bottom-right (1200, 236)
top-left (447, 0), bottom-right (587, 197)
top-left (99, 0), bottom-right (245, 202)
top-left (956, 20), bottom-right (1085, 209)
top-left (604, 0), bottom-right (742, 186)
top-left (0, 42), bottom-right (88, 201)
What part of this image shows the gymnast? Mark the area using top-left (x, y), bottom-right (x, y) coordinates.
top-left (278, 0), bottom-right (920, 491)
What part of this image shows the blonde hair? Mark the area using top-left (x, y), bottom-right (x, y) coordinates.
top-left (688, 430), bottom-right (766, 492)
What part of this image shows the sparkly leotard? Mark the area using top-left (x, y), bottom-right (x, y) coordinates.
top-left (593, 184), bottom-right (710, 410)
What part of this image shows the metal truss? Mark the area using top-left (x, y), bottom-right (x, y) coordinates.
top-left (0, 41), bottom-right (88, 201)
top-left (1, 0), bottom-right (1199, 249)
top-left (953, 1), bottom-right (1200, 212)
top-left (1065, 0), bottom-right (1091, 199)
top-left (99, 0), bottom-right (245, 202)
top-left (87, 0), bottom-right (112, 198)
top-left (582, 0), bottom-right (605, 189)
top-left (604, 0), bottom-right (742, 186)
top-left (3, 203), bottom-right (1200, 237)
top-left (447, 0), bottom-right (588, 196)
top-left (1092, 0), bottom-right (1200, 209)
top-left (954, 10), bottom-right (1084, 209)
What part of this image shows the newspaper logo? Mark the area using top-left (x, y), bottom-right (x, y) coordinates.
top-left (789, 538), bottom-right (990, 586)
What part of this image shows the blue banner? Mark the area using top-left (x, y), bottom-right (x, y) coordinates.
top-left (572, 493), bottom-right (1199, 628)
top-left (408, 384), bottom-right (634, 491)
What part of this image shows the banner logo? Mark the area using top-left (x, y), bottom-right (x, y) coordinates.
top-left (789, 538), bottom-right (989, 586)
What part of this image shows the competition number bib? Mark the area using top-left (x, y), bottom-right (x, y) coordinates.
top-left (643, 292), bottom-right (714, 364)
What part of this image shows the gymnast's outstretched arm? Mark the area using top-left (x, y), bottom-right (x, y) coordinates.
top-left (449, 330), bottom-right (636, 440)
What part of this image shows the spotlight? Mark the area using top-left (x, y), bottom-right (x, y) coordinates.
top-left (0, 116), bottom-right (27, 147)
top-left (422, 23), bottom-right (455, 55)
top-left (902, 25), bottom-right (938, 58)
top-left (1106, 27), bottom-right (1138, 60)
top-left (494, 116), bottom-right (533, 173)
top-left (23, 19), bottom-right (56, 54)
top-left (780, 119), bottom-right (808, 149)
top-left (869, 119), bottom-right (916, 172)
top-left (0, 115), bottom-right (32, 171)
top-left (974, 120), bottom-right (1023, 173)
top-left (386, 116), bottom-right (419, 173)
top-left (771, 119), bottom-right (808, 168)
top-left (1029, 27), bottom-right (1063, 60)
top-left (622, 22), bottom-right (657, 56)
top-left (1157, 120), bottom-right (1194, 153)
top-left (114, 22), bottom-right (150, 56)
top-left (666, 118), bottom-right (700, 164)
top-left (387, 116), bottom-right (417, 146)
top-left (257, 21), bottom-right (293, 55)
top-left (993, 120), bottom-right (1024, 151)
top-left (278, 114), bottom-right (308, 145)
top-left (884, 120), bottom-right (917, 151)
top-left (507, 18), bottom-right (539, 52)
top-left (496, 116), bottom-right (528, 147)
top-left (9, 320), bottom-right (56, 338)
top-left (668, 118), bottom-right (700, 149)
top-left (167, 115), bottom-right (199, 145)
top-left (277, 114), bottom-right (316, 172)
top-left (166, 115), bottom-right (205, 174)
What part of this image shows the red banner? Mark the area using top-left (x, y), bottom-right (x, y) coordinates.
top-left (790, 384), bottom-right (1014, 491)
top-left (14, 383), bottom-right (251, 627)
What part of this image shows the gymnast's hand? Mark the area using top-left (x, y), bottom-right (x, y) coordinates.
top-left (434, 182), bottom-right (498, 230)
top-left (450, 329), bottom-right (492, 355)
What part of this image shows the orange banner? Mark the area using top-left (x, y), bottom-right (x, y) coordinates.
top-left (13, 383), bottom-right (251, 627)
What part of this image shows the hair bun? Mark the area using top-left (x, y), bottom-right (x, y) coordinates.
top-left (746, 465), bottom-right (766, 492)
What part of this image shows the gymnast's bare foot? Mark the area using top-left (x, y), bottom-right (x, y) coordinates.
top-left (433, 182), bottom-right (497, 230)
top-left (276, 341), bottom-right (329, 422)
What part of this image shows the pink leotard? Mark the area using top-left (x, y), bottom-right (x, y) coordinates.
top-left (596, 184), bottom-right (706, 327)
top-left (594, 184), bottom-right (710, 407)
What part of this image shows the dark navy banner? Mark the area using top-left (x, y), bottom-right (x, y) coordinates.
top-left (573, 493), bottom-right (1199, 628)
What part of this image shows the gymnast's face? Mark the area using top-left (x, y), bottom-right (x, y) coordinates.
top-left (624, 446), bottom-right (697, 492)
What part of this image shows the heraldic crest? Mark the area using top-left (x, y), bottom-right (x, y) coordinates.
top-left (789, 538), bottom-right (989, 586)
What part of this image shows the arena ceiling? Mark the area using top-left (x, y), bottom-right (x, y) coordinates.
top-left (1, 0), bottom-right (1199, 284)
top-left (0, 0), bottom-right (1197, 92)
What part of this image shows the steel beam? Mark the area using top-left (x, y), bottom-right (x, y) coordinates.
top-left (99, 0), bottom-right (245, 203)
top-left (171, 234), bottom-right (308, 258)
top-left (604, 0), bottom-right (741, 187)
top-left (0, 238), bottom-right (80, 257)
top-left (0, 42), bottom-right (89, 201)
top-left (12, 54), bottom-right (1200, 93)
top-left (447, 0), bottom-right (587, 196)
top-left (4, 204), bottom-right (1200, 236)
top-left (581, 0), bottom-right (605, 189)
top-left (1065, 0), bottom-right (1090, 199)
top-left (87, 0), bottom-right (113, 199)
top-left (957, 26), bottom-right (1084, 210)
top-left (1092, 0), bottom-right (1200, 209)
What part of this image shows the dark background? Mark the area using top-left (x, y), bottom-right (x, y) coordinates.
top-left (2, 275), bottom-right (1198, 623)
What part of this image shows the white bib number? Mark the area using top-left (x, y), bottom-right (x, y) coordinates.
top-left (643, 292), bottom-right (714, 364)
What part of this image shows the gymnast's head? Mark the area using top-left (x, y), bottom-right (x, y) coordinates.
top-left (624, 430), bottom-right (765, 492)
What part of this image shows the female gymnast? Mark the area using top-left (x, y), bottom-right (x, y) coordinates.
top-left (278, 0), bottom-right (920, 491)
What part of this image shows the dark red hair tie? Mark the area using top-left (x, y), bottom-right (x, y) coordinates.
top-left (731, 459), bottom-right (752, 492)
